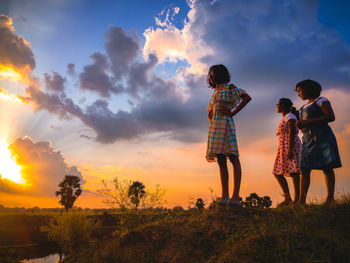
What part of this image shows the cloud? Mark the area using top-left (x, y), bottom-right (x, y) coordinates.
top-left (104, 26), bottom-right (140, 80)
top-left (184, 0), bottom-right (350, 88)
top-left (19, 83), bottom-right (80, 120)
top-left (0, 137), bottom-right (85, 196)
top-left (6, 0), bottom-right (350, 145)
top-left (67, 63), bottom-right (75, 76)
top-left (142, 0), bottom-right (350, 142)
top-left (143, 6), bottom-right (212, 74)
top-left (44, 71), bottom-right (66, 92)
top-left (79, 51), bottom-right (123, 98)
top-left (127, 53), bottom-right (158, 97)
top-left (0, 14), bottom-right (35, 77)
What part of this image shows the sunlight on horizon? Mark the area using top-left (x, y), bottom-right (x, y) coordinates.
top-left (0, 140), bottom-right (27, 185)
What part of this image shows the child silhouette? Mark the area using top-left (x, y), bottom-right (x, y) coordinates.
top-left (206, 64), bottom-right (251, 206)
top-left (273, 98), bottom-right (301, 206)
top-left (295, 79), bottom-right (342, 205)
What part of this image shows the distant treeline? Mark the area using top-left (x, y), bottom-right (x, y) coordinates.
top-left (0, 205), bottom-right (113, 213)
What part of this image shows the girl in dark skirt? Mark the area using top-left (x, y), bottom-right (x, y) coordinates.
top-left (295, 79), bottom-right (342, 205)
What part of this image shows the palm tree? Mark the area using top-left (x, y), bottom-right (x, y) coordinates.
top-left (56, 175), bottom-right (82, 212)
top-left (128, 181), bottom-right (145, 209)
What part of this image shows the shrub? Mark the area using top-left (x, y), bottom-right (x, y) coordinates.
top-left (242, 193), bottom-right (272, 208)
top-left (42, 212), bottom-right (99, 258)
top-left (195, 198), bottom-right (205, 210)
top-left (98, 177), bottom-right (166, 210)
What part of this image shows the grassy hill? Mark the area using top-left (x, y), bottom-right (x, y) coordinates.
top-left (1, 197), bottom-right (350, 263)
top-left (58, 198), bottom-right (350, 263)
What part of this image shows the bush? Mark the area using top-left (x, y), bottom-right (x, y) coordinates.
top-left (42, 212), bottom-right (99, 259)
top-left (242, 193), bottom-right (272, 208)
top-left (98, 177), bottom-right (166, 210)
top-left (195, 198), bottom-right (205, 210)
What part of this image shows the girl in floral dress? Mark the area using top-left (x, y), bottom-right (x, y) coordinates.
top-left (273, 98), bottom-right (302, 206)
top-left (206, 64), bottom-right (251, 206)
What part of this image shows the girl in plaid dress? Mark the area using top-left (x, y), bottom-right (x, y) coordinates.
top-left (206, 65), bottom-right (251, 206)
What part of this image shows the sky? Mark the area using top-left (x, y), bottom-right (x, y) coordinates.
top-left (0, 0), bottom-right (349, 209)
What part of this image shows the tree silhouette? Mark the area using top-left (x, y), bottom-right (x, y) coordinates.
top-left (56, 175), bottom-right (82, 212)
top-left (243, 193), bottom-right (272, 209)
top-left (128, 181), bottom-right (145, 209)
top-left (195, 198), bottom-right (205, 210)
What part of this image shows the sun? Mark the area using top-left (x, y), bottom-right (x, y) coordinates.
top-left (0, 141), bottom-right (26, 185)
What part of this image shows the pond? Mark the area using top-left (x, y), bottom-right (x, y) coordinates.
top-left (22, 253), bottom-right (61, 263)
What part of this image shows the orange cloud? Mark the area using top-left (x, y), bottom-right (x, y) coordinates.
top-left (0, 87), bottom-right (23, 103)
top-left (0, 15), bottom-right (35, 83)
top-left (0, 137), bottom-right (85, 197)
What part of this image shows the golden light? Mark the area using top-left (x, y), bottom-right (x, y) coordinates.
top-left (0, 88), bottom-right (23, 103)
top-left (0, 65), bottom-right (25, 83)
top-left (0, 140), bottom-right (27, 185)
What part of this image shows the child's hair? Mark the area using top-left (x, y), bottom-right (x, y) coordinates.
top-left (295, 79), bottom-right (322, 98)
top-left (279, 98), bottom-right (299, 120)
top-left (207, 64), bottom-right (230, 88)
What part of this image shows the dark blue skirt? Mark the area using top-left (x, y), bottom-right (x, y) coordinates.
top-left (300, 125), bottom-right (342, 170)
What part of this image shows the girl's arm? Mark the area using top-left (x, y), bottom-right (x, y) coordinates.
top-left (297, 101), bottom-right (335, 128)
top-left (287, 119), bottom-right (296, 159)
top-left (208, 110), bottom-right (213, 121)
top-left (229, 93), bottom-right (252, 117)
top-left (220, 93), bottom-right (251, 117)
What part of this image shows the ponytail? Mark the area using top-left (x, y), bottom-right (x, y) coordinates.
top-left (291, 107), bottom-right (299, 120)
top-left (278, 98), bottom-right (299, 119)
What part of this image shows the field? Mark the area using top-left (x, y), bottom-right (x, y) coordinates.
top-left (1, 198), bottom-right (350, 263)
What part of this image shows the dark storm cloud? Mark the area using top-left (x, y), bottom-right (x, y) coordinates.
top-left (19, 85), bottom-right (81, 120)
top-left (127, 53), bottom-right (158, 97)
top-left (79, 100), bottom-right (143, 143)
top-left (105, 26), bottom-right (140, 80)
top-left (0, 14), bottom-right (35, 71)
top-left (184, 0), bottom-right (350, 141)
top-left (17, 1), bottom-right (350, 144)
top-left (44, 71), bottom-right (65, 92)
top-left (20, 75), bottom-right (207, 143)
top-left (79, 51), bottom-right (123, 98)
top-left (191, 0), bottom-right (350, 88)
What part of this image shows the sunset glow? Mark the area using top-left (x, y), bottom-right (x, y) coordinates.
top-left (0, 88), bottom-right (23, 103)
top-left (0, 65), bottom-right (24, 83)
top-left (0, 140), bottom-right (26, 185)
top-left (0, 1), bottom-right (349, 209)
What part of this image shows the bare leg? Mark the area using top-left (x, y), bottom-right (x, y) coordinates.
top-left (323, 168), bottom-right (335, 203)
top-left (274, 174), bottom-right (292, 205)
top-left (297, 169), bottom-right (311, 205)
top-left (228, 154), bottom-right (241, 202)
top-left (291, 173), bottom-right (300, 204)
top-left (217, 154), bottom-right (229, 200)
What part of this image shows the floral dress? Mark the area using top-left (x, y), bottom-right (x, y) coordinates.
top-left (273, 113), bottom-right (302, 176)
top-left (206, 84), bottom-right (246, 162)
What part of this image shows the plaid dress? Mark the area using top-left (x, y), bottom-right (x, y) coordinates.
top-left (206, 84), bottom-right (246, 162)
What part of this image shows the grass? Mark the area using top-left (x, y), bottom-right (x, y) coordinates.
top-left (1, 198), bottom-right (350, 263)
top-left (60, 198), bottom-right (350, 263)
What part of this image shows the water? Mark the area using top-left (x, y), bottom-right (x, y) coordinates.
top-left (22, 253), bottom-right (61, 263)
